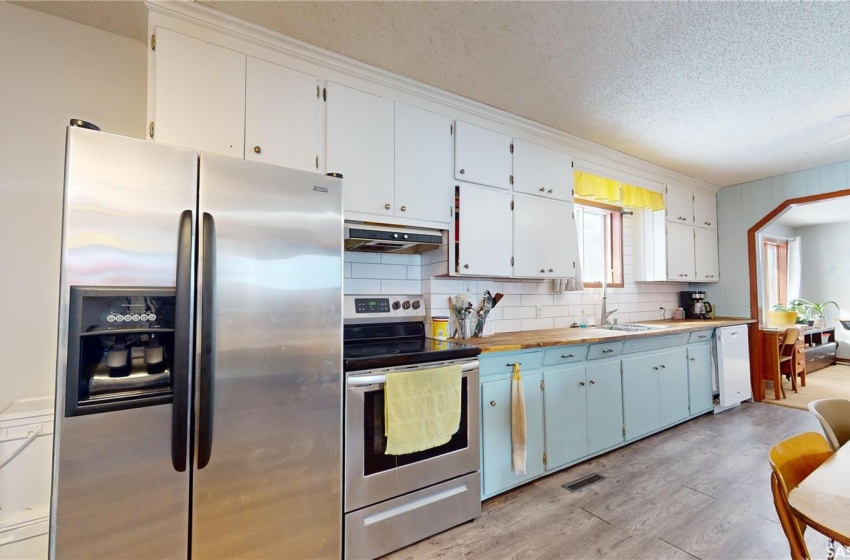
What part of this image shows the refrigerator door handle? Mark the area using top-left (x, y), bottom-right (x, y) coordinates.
top-left (198, 212), bottom-right (217, 469)
top-left (172, 209), bottom-right (193, 472)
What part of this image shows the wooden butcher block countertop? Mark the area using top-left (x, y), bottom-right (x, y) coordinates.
top-left (454, 318), bottom-right (755, 353)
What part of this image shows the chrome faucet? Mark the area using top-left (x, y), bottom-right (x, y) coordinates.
top-left (600, 282), bottom-right (617, 325)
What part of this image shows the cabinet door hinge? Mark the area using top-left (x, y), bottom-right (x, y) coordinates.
top-left (540, 380), bottom-right (545, 391)
top-left (509, 174), bottom-right (514, 185)
top-left (510, 143), bottom-right (514, 154)
top-left (571, 161), bottom-right (574, 168)
top-left (572, 261), bottom-right (576, 268)
top-left (622, 425), bottom-right (626, 437)
top-left (543, 453), bottom-right (547, 466)
top-left (450, 123), bottom-right (453, 135)
top-left (450, 205), bottom-right (453, 218)
top-left (620, 364), bottom-right (623, 374)
top-left (510, 200), bottom-right (514, 210)
top-left (149, 121), bottom-right (154, 139)
top-left (511, 256), bottom-right (515, 267)
top-left (322, 87), bottom-right (327, 102)
top-left (151, 34), bottom-right (156, 51)
top-left (315, 155), bottom-right (319, 169)
top-left (316, 85), bottom-right (320, 98)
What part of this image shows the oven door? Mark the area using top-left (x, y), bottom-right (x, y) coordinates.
top-left (344, 359), bottom-right (479, 513)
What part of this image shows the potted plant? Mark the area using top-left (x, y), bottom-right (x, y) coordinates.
top-left (768, 303), bottom-right (802, 327)
top-left (790, 299), bottom-right (839, 328)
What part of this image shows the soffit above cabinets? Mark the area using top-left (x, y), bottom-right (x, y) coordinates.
top-left (13, 1), bottom-right (850, 188)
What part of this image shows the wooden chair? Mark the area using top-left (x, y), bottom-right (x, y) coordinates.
top-left (808, 398), bottom-right (850, 451)
top-left (768, 432), bottom-right (834, 560)
top-left (777, 327), bottom-right (801, 397)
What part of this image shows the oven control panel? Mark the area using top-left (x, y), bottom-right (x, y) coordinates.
top-left (344, 294), bottom-right (425, 323)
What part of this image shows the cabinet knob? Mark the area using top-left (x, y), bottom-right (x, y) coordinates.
top-left (490, 400), bottom-right (496, 407)
top-left (589, 380), bottom-right (596, 385)
top-left (253, 146), bottom-right (262, 154)
top-left (464, 264), bottom-right (470, 269)
top-left (539, 187), bottom-right (545, 192)
top-left (548, 268), bottom-right (554, 273)
top-left (400, 205), bottom-right (407, 212)
top-left (579, 381), bottom-right (585, 387)
top-left (384, 203), bottom-right (391, 210)
top-left (540, 268), bottom-right (546, 273)
top-left (689, 357), bottom-right (695, 361)
top-left (653, 366), bottom-right (659, 371)
top-left (548, 189), bottom-right (553, 194)
top-left (705, 221), bottom-right (711, 226)
top-left (459, 168), bottom-right (466, 174)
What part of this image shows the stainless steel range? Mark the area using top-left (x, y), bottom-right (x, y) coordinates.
top-left (343, 295), bottom-right (481, 559)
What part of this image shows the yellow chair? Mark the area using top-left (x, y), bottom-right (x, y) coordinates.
top-left (768, 432), bottom-right (834, 560)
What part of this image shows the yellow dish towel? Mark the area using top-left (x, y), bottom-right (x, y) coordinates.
top-left (511, 363), bottom-right (527, 474)
top-left (384, 364), bottom-right (462, 455)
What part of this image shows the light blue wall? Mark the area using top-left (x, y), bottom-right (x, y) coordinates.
top-left (704, 160), bottom-right (850, 318)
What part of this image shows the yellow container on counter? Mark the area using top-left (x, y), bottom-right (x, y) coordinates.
top-left (431, 316), bottom-right (449, 340)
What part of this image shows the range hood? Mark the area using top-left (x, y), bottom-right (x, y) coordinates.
top-left (344, 222), bottom-right (444, 254)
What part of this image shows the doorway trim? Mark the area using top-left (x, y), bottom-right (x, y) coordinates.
top-left (747, 189), bottom-right (850, 401)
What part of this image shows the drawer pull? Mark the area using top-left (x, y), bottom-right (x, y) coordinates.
top-left (561, 354), bottom-right (575, 359)
top-left (602, 349), bottom-right (614, 354)
top-left (579, 381), bottom-right (585, 387)
top-left (653, 366), bottom-right (659, 371)
top-left (589, 380), bottom-right (596, 385)
top-left (506, 362), bottom-right (521, 367)
top-left (660, 365), bottom-right (666, 369)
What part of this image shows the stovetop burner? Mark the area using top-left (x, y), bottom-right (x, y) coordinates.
top-left (343, 322), bottom-right (479, 372)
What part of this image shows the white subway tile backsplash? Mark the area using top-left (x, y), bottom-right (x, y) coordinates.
top-left (344, 278), bottom-right (381, 294)
top-left (381, 279), bottom-right (421, 294)
top-left (351, 263), bottom-right (408, 280)
top-left (502, 306), bottom-right (536, 320)
top-left (344, 252), bottom-right (381, 264)
top-left (341, 217), bottom-right (684, 334)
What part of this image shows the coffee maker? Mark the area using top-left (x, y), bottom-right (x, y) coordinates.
top-left (680, 290), bottom-right (714, 320)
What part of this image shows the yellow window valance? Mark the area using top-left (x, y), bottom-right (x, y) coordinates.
top-left (573, 171), bottom-right (665, 211)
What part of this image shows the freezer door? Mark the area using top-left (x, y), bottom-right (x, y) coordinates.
top-left (193, 155), bottom-right (343, 558)
top-left (51, 127), bottom-right (197, 558)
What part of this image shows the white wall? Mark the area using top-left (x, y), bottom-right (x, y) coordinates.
top-left (798, 221), bottom-right (850, 358)
top-left (0, 3), bottom-right (146, 411)
top-left (344, 213), bottom-right (686, 335)
top-left (706, 160), bottom-right (850, 319)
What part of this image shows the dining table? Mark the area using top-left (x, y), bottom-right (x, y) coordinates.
top-left (788, 442), bottom-right (850, 547)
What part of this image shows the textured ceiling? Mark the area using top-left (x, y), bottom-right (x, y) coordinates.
top-left (13, 1), bottom-right (850, 187)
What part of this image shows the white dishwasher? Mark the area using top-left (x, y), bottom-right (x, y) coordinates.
top-left (715, 324), bottom-right (752, 412)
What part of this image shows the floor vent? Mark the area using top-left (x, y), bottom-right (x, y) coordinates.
top-left (562, 473), bottom-right (606, 492)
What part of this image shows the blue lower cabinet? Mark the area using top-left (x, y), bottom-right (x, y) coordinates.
top-left (687, 343), bottom-right (714, 415)
top-left (481, 373), bottom-right (545, 497)
top-left (542, 364), bottom-right (587, 470)
top-left (658, 348), bottom-right (689, 426)
top-left (586, 360), bottom-right (624, 454)
top-left (622, 353), bottom-right (661, 441)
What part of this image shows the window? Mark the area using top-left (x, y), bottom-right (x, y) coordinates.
top-left (575, 199), bottom-right (624, 288)
top-left (763, 238), bottom-right (788, 310)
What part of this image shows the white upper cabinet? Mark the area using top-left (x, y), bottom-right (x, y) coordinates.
top-left (454, 121), bottom-right (512, 190)
top-left (456, 184), bottom-right (513, 277)
top-left (513, 195), bottom-right (576, 278)
top-left (693, 192), bottom-right (717, 229)
top-left (665, 185), bottom-right (693, 224)
top-left (153, 27), bottom-right (246, 157)
top-left (325, 82), bottom-right (395, 217)
top-left (694, 227), bottom-right (719, 281)
top-left (245, 57), bottom-right (319, 173)
top-left (394, 104), bottom-right (453, 224)
top-left (512, 139), bottom-right (574, 202)
top-left (666, 222), bottom-right (696, 281)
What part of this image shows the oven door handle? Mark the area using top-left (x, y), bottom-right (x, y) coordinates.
top-left (347, 360), bottom-right (479, 387)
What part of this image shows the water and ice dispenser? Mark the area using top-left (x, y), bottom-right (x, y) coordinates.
top-left (65, 287), bottom-right (176, 416)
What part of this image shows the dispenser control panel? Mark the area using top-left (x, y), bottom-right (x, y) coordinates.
top-left (78, 292), bottom-right (175, 332)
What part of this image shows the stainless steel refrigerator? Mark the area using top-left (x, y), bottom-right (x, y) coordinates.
top-left (50, 125), bottom-right (343, 558)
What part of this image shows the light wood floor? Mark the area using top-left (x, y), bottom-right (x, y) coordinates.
top-left (386, 402), bottom-right (832, 560)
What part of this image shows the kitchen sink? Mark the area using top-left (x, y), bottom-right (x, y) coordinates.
top-left (604, 323), bottom-right (669, 332)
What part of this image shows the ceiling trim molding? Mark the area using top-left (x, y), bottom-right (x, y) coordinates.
top-left (146, 1), bottom-right (719, 194)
